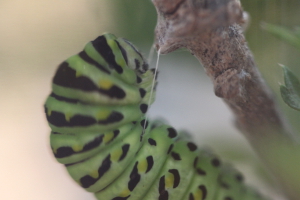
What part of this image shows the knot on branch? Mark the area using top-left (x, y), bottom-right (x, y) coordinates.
top-left (214, 68), bottom-right (251, 99)
top-left (152, 0), bottom-right (244, 54)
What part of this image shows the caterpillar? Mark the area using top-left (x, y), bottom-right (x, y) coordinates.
top-left (44, 33), bottom-right (267, 200)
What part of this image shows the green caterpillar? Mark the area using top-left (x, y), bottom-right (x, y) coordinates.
top-left (44, 33), bottom-right (267, 200)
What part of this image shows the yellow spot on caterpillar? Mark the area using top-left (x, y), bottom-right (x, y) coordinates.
top-left (119, 189), bottom-right (130, 197)
top-left (75, 71), bottom-right (82, 77)
top-left (89, 170), bottom-right (99, 178)
top-left (98, 79), bottom-right (113, 90)
top-left (96, 110), bottom-right (111, 120)
top-left (72, 144), bottom-right (83, 152)
top-left (165, 172), bottom-right (175, 189)
top-left (137, 159), bottom-right (148, 173)
top-left (52, 148), bottom-right (57, 154)
top-left (47, 109), bottom-right (52, 116)
top-left (193, 188), bottom-right (203, 200)
top-left (103, 132), bottom-right (114, 144)
top-left (65, 113), bottom-right (72, 122)
top-left (111, 148), bottom-right (122, 162)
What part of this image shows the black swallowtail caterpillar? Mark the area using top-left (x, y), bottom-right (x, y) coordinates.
top-left (44, 33), bottom-right (267, 200)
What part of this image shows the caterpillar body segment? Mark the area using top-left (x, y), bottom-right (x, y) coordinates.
top-left (50, 122), bottom-right (135, 164)
top-left (66, 119), bottom-right (147, 193)
top-left (44, 33), bottom-right (267, 200)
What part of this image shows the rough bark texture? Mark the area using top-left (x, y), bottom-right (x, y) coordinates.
top-left (151, 0), bottom-right (300, 200)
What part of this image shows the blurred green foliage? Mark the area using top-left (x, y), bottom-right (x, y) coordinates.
top-left (262, 22), bottom-right (300, 112)
top-left (105, 0), bottom-right (157, 48)
top-left (280, 65), bottom-right (300, 111)
top-left (262, 23), bottom-right (300, 50)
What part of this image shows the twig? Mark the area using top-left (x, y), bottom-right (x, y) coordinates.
top-left (151, 0), bottom-right (300, 199)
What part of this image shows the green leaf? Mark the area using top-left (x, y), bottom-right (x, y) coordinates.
top-left (261, 22), bottom-right (300, 51)
top-left (280, 65), bottom-right (300, 111)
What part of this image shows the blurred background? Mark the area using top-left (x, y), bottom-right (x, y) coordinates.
top-left (1, 0), bottom-right (299, 199)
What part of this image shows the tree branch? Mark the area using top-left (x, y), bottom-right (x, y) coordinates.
top-left (151, 0), bottom-right (300, 199)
